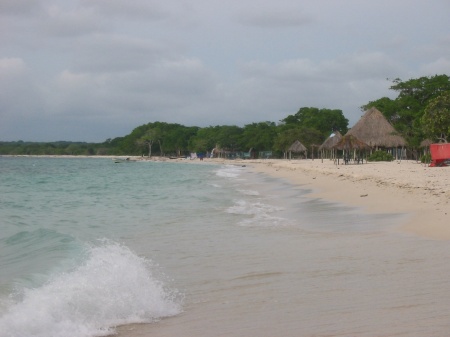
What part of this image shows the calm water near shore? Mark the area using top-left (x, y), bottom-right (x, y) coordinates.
top-left (1, 157), bottom-right (450, 337)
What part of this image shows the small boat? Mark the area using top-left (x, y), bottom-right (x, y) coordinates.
top-left (112, 157), bottom-right (133, 163)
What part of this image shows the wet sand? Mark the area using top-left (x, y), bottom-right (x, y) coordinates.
top-left (116, 157), bottom-right (450, 337)
top-left (224, 158), bottom-right (450, 240)
top-left (133, 155), bottom-right (450, 239)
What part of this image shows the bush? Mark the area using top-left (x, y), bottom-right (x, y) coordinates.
top-left (420, 153), bottom-right (431, 163)
top-left (367, 150), bottom-right (394, 162)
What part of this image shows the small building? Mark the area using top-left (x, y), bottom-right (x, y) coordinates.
top-left (288, 140), bottom-right (307, 159)
top-left (345, 107), bottom-right (406, 159)
top-left (319, 131), bottom-right (342, 159)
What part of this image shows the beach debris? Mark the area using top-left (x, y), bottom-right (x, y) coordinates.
top-left (360, 194), bottom-right (368, 197)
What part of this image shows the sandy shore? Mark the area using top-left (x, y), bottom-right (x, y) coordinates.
top-left (114, 156), bottom-right (450, 337)
top-left (205, 158), bottom-right (450, 240)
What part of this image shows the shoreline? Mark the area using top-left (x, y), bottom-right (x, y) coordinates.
top-left (4, 155), bottom-right (449, 239)
top-left (114, 157), bottom-right (450, 337)
top-left (211, 158), bottom-right (450, 240)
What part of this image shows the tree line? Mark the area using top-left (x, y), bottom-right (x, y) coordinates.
top-left (1, 74), bottom-right (449, 158)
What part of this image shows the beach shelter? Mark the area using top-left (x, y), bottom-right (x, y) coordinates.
top-left (319, 131), bottom-right (342, 159)
top-left (420, 139), bottom-right (433, 148)
top-left (345, 107), bottom-right (406, 159)
top-left (333, 134), bottom-right (370, 151)
top-left (288, 140), bottom-right (307, 159)
top-left (420, 139), bottom-right (433, 163)
top-left (333, 135), bottom-right (370, 164)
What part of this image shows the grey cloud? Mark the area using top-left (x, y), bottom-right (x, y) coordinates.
top-left (0, 58), bottom-right (48, 143)
top-left (80, 0), bottom-right (169, 21)
top-left (0, 0), bottom-right (43, 16)
top-left (420, 58), bottom-right (450, 76)
top-left (0, 58), bottom-right (44, 117)
top-left (40, 6), bottom-right (104, 38)
top-left (2, 0), bottom-right (449, 142)
top-left (47, 57), bottom-right (217, 122)
top-left (234, 53), bottom-right (407, 126)
top-left (239, 52), bottom-right (402, 84)
top-left (69, 34), bottom-right (178, 73)
top-left (235, 7), bottom-right (313, 28)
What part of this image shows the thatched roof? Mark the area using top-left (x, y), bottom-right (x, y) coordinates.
top-left (333, 135), bottom-right (370, 150)
top-left (288, 140), bottom-right (307, 153)
top-left (346, 107), bottom-right (406, 147)
top-left (333, 135), bottom-right (370, 151)
top-left (319, 131), bottom-right (342, 150)
top-left (420, 139), bottom-right (433, 148)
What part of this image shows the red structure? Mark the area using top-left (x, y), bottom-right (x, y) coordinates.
top-left (429, 143), bottom-right (450, 167)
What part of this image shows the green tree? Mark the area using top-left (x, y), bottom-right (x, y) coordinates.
top-left (391, 75), bottom-right (450, 106)
top-left (360, 97), bottom-right (399, 124)
top-left (274, 127), bottom-right (324, 157)
top-left (281, 107), bottom-right (348, 136)
top-left (188, 127), bottom-right (217, 153)
top-left (361, 75), bottom-right (450, 147)
top-left (162, 126), bottom-right (199, 156)
top-left (241, 122), bottom-right (277, 151)
top-left (421, 91), bottom-right (450, 142)
top-left (215, 125), bottom-right (243, 151)
top-left (137, 129), bottom-right (161, 157)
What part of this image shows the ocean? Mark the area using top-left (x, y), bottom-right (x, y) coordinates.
top-left (1, 157), bottom-right (450, 337)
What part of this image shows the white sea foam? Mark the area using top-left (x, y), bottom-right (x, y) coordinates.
top-left (208, 183), bottom-right (221, 188)
top-left (0, 241), bottom-right (182, 337)
top-left (215, 165), bottom-right (243, 179)
top-left (226, 199), bottom-right (288, 227)
top-left (237, 189), bottom-right (260, 196)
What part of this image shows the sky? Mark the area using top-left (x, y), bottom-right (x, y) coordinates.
top-left (1, 0), bottom-right (449, 142)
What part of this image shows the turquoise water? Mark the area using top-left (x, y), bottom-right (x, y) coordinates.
top-left (1, 157), bottom-right (450, 337)
top-left (1, 157), bottom-right (237, 336)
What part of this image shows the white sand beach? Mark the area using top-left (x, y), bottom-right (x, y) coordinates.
top-left (203, 158), bottom-right (450, 240)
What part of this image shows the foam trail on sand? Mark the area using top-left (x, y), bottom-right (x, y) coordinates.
top-left (215, 165), bottom-right (244, 179)
top-left (226, 199), bottom-right (288, 227)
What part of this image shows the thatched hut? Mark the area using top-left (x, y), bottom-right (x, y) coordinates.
top-left (333, 135), bottom-right (370, 164)
top-left (333, 134), bottom-right (370, 151)
top-left (319, 131), bottom-right (342, 159)
top-left (419, 139), bottom-right (433, 162)
top-left (346, 107), bottom-right (406, 159)
top-left (288, 140), bottom-right (307, 159)
top-left (420, 139), bottom-right (433, 148)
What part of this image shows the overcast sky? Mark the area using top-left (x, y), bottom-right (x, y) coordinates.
top-left (1, 0), bottom-right (449, 142)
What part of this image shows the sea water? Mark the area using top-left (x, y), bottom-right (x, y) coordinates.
top-left (1, 157), bottom-right (450, 337)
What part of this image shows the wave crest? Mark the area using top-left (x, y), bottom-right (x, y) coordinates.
top-left (0, 241), bottom-right (182, 337)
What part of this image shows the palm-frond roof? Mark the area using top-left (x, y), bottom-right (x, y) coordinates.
top-left (346, 107), bottom-right (406, 147)
top-left (288, 140), bottom-right (307, 152)
top-left (319, 131), bottom-right (343, 150)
